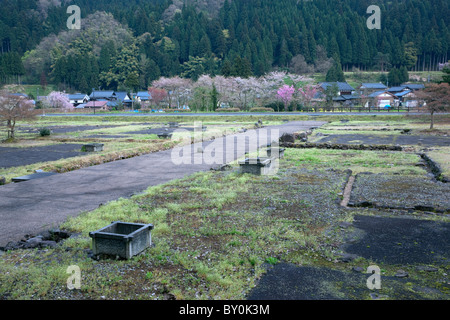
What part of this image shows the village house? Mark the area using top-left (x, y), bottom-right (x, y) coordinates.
top-left (115, 91), bottom-right (132, 108)
top-left (316, 82), bottom-right (362, 106)
top-left (368, 90), bottom-right (398, 108)
top-left (319, 82), bottom-right (355, 96)
top-left (395, 90), bottom-right (420, 108)
top-left (67, 93), bottom-right (89, 106)
top-left (131, 91), bottom-right (152, 108)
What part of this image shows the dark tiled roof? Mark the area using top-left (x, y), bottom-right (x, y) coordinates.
top-left (394, 90), bottom-right (412, 97)
top-left (387, 87), bottom-right (405, 92)
top-left (369, 90), bottom-right (388, 98)
top-left (368, 90), bottom-right (399, 98)
top-left (320, 82), bottom-right (355, 92)
top-left (68, 94), bottom-right (88, 100)
top-left (360, 83), bottom-right (387, 89)
top-left (115, 92), bottom-right (131, 102)
top-left (341, 94), bottom-right (361, 100)
top-left (90, 91), bottom-right (115, 99)
top-left (401, 84), bottom-right (425, 90)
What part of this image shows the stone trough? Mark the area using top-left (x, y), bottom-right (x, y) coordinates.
top-left (238, 157), bottom-right (273, 175)
top-left (157, 132), bottom-right (173, 139)
top-left (89, 221), bottom-right (154, 260)
top-left (82, 143), bottom-right (104, 152)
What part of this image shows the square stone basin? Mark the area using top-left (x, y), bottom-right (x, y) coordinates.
top-left (238, 157), bottom-right (273, 175)
top-left (89, 221), bottom-right (154, 259)
top-left (157, 133), bottom-right (173, 139)
top-left (82, 143), bottom-right (104, 152)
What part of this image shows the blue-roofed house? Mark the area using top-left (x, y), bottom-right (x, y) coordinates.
top-left (133, 91), bottom-right (152, 108)
top-left (89, 90), bottom-right (116, 101)
top-left (115, 91), bottom-right (132, 108)
top-left (368, 90), bottom-right (398, 108)
top-left (135, 91), bottom-right (151, 102)
top-left (67, 93), bottom-right (89, 106)
top-left (394, 90), bottom-right (420, 108)
top-left (318, 82), bottom-right (366, 106)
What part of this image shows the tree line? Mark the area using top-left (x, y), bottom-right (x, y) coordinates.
top-left (0, 0), bottom-right (449, 92)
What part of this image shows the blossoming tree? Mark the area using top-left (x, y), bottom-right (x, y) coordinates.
top-left (277, 84), bottom-right (295, 111)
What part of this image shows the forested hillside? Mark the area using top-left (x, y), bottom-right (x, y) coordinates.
top-left (0, 0), bottom-right (449, 92)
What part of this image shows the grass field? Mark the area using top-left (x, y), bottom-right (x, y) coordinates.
top-left (0, 114), bottom-right (449, 300)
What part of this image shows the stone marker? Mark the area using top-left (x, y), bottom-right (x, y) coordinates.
top-left (0, 176), bottom-right (5, 185)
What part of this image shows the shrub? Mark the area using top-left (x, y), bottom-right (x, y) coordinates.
top-left (216, 108), bottom-right (241, 112)
top-left (163, 108), bottom-right (191, 112)
top-left (249, 107), bottom-right (274, 112)
top-left (39, 128), bottom-right (52, 136)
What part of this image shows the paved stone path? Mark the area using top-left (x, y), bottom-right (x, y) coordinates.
top-left (0, 121), bottom-right (325, 247)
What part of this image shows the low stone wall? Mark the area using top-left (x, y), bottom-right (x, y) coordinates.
top-left (280, 142), bottom-right (403, 151)
top-left (420, 153), bottom-right (449, 183)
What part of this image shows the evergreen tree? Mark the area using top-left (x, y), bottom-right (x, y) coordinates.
top-left (388, 67), bottom-right (401, 86)
top-left (221, 59), bottom-right (233, 77)
top-left (326, 60), bottom-right (345, 82)
top-left (442, 66), bottom-right (450, 85)
top-left (3, 0), bottom-right (449, 85)
top-left (400, 66), bottom-right (409, 84)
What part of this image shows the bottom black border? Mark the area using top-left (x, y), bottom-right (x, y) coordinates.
top-left (1, 299), bottom-right (445, 318)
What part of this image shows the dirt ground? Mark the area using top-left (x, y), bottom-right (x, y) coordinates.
top-left (317, 134), bottom-right (450, 147)
top-left (0, 144), bottom-right (85, 168)
top-left (248, 213), bottom-right (450, 300)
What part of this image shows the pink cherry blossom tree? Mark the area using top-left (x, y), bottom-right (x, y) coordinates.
top-left (152, 76), bottom-right (192, 108)
top-left (298, 84), bottom-right (318, 109)
top-left (277, 84), bottom-right (295, 111)
top-left (47, 91), bottom-right (73, 110)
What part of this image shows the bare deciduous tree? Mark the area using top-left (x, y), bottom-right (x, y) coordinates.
top-left (415, 83), bottom-right (450, 129)
top-left (0, 91), bottom-right (38, 139)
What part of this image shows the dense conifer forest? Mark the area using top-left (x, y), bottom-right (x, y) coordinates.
top-left (0, 0), bottom-right (449, 92)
